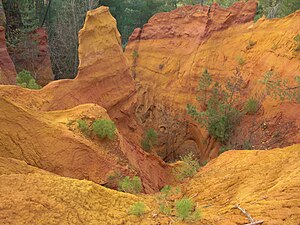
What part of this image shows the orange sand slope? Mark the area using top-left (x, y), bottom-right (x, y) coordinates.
top-left (0, 144), bottom-right (299, 225)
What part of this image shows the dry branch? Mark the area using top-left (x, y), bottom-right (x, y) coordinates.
top-left (233, 204), bottom-right (264, 225)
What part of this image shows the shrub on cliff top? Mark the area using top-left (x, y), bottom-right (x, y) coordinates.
top-left (92, 119), bottom-right (116, 140)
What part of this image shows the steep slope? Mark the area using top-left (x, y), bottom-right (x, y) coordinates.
top-left (0, 6), bottom-right (175, 193)
top-left (184, 144), bottom-right (300, 225)
top-left (1, 144), bottom-right (299, 225)
top-left (0, 157), bottom-right (162, 225)
top-left (0, 96), bottom-right (172, 193)
top-left (125, 1), bottom-right (300, 161)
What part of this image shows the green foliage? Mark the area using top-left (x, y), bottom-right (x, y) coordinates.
top-left (141, 128), bottom-right (158, 152)
top-left (237, 56), bottom-right (246, 66)
top-left (174, 153), bottom-right (200, 181)
top-left (260, 71), bottom-right (300, 103)
top-left (77, 119), bottom-right (89, 136)
top-left (128, 202), bottom-right (147, 216)
top-left (219, 145), bottom-right (231, 154)
top-left (92, 119), bottom-right (116, 140)
top-left (243, 97), bottom-right (259, 115)
top-left (188, 69), bottom-right (243, 143)
top-left (132, 50), bottom-right (139, 60)
top-left (175, 198), bottom-right (201, 221)
top-left (242, 140), bottom-right (253, 150)
top-left (118, 176), bottom-right (142, 194)
top-left (247, 40), bottom-right (257, 50)
top-left (16, 70), bottom-right (41, 90)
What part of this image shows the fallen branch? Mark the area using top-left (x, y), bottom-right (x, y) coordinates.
top-left (233, 204), bottom-right (264, 225)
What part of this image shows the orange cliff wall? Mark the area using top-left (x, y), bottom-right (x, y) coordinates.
top-left (125, 1), bottom-right (300, 161)
top-left (0, 7), bottom-right (174, 193)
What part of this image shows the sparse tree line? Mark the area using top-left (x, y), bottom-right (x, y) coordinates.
top-left (2, 0), bottom-right (299, 80)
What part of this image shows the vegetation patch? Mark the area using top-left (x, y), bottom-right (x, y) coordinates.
top-left (173, 153), bottom-right (200, 181)
top-left (187, 69), bottom-right (243, 143)
top-left (141, 128), bottom-right (158, 152)
top-left (237, 56), bottom-right (246, 66)
top-left (260, 71), bottom-right (300, 103)
top-left (16, 70), bottom-right (41, 90)
top-left (175, 198), bottom-right (201, 221)
top-left (92, 119), bottom-right (116, 140)
top-left (77, 119), bottom-right (90, 136)
top-left (128, 202), bottom-right (147, 217)
top-left (118, 176), bottom-right (142, 194)
top-left (243, 97), bottom-right (260, 115)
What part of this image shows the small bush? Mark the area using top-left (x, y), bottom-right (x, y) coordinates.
top-left (92, 119), bottom-right (116, 140)
top-left (77, 119), bottom-right (89, 135)
top-left (16, 70), bottom-right (41, 90)
top-left (246, 40), bottom-right (256, 50)
top-left (175, 198), bottom-right (201, 221)
top-left (141, 128), bottom-right (158, 152)
top-left (243, 98), bottom-right (259, 115)
top-left (174, 153), bottom-right (200, 181)
top-left (129, 202), bottom-right (146, 216)
top-left (118, 176), bottom-right (142, 194)
top-left (237, 56), bottom-right (246, 66)
top-left (132, 49), bottom-right (139, 59)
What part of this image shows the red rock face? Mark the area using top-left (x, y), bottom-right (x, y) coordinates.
top-left (8, 27), bottom-right (54, 86)
top-left (0, 26), bottom-right (17, 85)
top-left (30, 28), bottom-right (54, 86)
top-left (129, 0), bottom-right (257, 41)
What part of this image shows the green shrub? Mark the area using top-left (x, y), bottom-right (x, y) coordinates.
top-left (243, 98), bottom-right (259, 115)
top-left (16, 70), bottom-right (41, 90)
top-left (247, 40), bottom-right (256, 50)
top-left (237, 56), bottom-right (246, 66)
top-left (175, 198), bottom-right (201, 221)
top-left (128, 202), bottom-right (146, 216)
top-left (132, 49), bottom-right (139, 59)
top-left (77, 119), bottom-right (89, 135)
top-left (141, 128), bottom-right (158, 152)
top-left (92, 119), bottom-right (116, 140)
top-left (187, 69), bottom-right (243, 143)
top-left (260, 71), bottom-right (300, 103)
top-left (118, 176), bottom-right (142, 194)
top-left (174, 153), bottom-right (200, 181)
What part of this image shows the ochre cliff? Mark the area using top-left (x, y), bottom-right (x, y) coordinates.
top-left (1, 144), bottom-right (299, 224)
top-left (125, 1), bottom-right (300, 161)
top-left (0, 6), bottom-right (172, 193)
